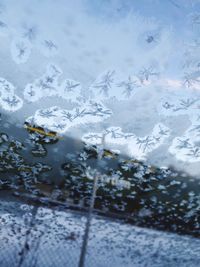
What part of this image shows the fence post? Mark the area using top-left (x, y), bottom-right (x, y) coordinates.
top-left (78, 173), bottom-right (98, 267)
top-left (17, 205), bottom-right (38, 267)
top-left (78, 133), bottom-right (105, 267)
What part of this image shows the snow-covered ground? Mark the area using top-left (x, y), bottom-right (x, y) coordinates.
top-left (0, 198), bottom-right (200, 267)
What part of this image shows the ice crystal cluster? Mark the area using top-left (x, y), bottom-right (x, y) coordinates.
top-left (1, 0), bottom-right (200, 174)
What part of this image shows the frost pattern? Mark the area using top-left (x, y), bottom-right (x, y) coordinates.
top-left (2, 0), bottom-right (200, 170)
top-left (82, 123), bottom-right (170, 160)
top-left (0, 78), bottom-right (23, 111)
top-left (158, 89), bottom-right (200, 162)
top-left (10, 38), bottom-right (32, 64)
top-left (38, 39), bottom-right (58, 57)
top-left (25, 101), bottom-right (112, 133)
top-left (23, 64), bottom-right (83, 103)
top-left (169, 122), bottom-right (200, 162)
top-left (89, 70), bottom-right (141, 100)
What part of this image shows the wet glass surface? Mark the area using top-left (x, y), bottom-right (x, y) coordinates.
top-left (0, 1), bottom-right (200, 260)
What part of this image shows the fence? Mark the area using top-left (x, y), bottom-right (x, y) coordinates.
top-left (1, 191), bottom-right (200, 267)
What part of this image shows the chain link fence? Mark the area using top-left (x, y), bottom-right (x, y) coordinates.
top-left (0, 193), bottom-right (200, 267)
